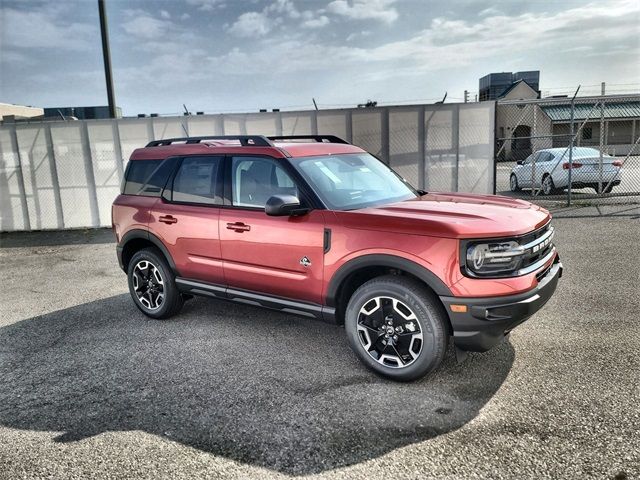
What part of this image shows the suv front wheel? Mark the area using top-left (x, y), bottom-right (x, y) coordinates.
top-left (345, 276), bottom-right (448, 381)
top-left (127, 247), bottom-right (184, 319)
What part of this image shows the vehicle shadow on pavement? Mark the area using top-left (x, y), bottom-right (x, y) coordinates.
top-left (0, 294), bottom-right (514, 475)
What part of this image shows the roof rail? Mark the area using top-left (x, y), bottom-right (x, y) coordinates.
top-left (145, 135), bottom-right (273, 147)
top-left (268, 135), bottom-right (349, 144)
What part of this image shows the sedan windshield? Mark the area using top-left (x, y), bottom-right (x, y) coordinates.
top-left (295, 153), bottom-right (418, 210)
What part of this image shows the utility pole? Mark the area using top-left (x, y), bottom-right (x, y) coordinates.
top-left (464, 90), bottom-right (468, 103)
top-left (98, 0), bottom-right (117, 118)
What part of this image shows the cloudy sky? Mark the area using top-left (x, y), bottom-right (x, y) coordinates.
top-left (1, 0), bottom-right (639, 115)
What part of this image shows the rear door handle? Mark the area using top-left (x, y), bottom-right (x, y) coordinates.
top-left (159, 215), bottom-right (178, 224)
top-left (226, 222), bottom-right (251, 232)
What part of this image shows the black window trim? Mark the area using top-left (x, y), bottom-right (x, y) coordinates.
top-left (160, 154), bottom-right (225, 208)
top-left (222, 153), bottom-right (325, 212)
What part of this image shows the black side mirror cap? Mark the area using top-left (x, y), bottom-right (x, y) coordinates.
top-left (516, 160), bottom-right (524, 165)
top-left (265, 195), bottom-right (308, 216)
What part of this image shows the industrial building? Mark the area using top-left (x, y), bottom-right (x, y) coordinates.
top-left (479, 71), bottom-right (540, 101)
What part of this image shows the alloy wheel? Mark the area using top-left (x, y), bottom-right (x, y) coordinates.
top-left (356, 296), bottom-right (423, 368)
top-left (542, 176), bottom-right (553, 195)
top-left (132, 260), bottom-right (165, 310)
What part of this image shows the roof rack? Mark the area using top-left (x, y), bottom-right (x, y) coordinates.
top-left (268, 135), bottom-right (349, 144)
top-left (146, 135), bottom-right (273, 147)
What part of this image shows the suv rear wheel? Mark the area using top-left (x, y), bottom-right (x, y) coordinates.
top-left (127, 247), bottom-right (184, 319)
top-left (345, 275), bottom-right (448, 381)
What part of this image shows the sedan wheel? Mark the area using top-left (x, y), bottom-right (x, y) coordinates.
top-left (542, 175), bottom-right (556, 195)
top-left (510, 174), bottom-right (520, 192)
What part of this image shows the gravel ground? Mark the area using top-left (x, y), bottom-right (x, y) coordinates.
top-left (0, 205), bottom-right (638, 480)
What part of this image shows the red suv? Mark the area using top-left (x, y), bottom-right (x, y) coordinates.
top-left (112, 135), bottom-right (562, 381)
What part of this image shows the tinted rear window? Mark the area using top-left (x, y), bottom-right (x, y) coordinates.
top-left (123, 159), bottom-right (174, 196)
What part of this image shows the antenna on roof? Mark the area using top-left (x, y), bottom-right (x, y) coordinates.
top-left (312, 98), bottom-right (318, 111)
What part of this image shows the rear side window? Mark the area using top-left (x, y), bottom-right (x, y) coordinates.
top-left (123, 159), bottom-right (174, 196)
top-left (170, 156), bottom-right (222, 205)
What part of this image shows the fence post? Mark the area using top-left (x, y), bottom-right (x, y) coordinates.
top-left (275, 111), bottom-right (283, 136)
top-left (146, 118), bottom-right (155, 142)
top-left (599, 98), bottom-right (605, 194)
top-left (531, 104), bottom-right (537, 196)
top-left (418, 106), bottom-right (426, 190)
top-left (9, 126), bottom-right (31, 231)
top-left (452, 104), bottom-right (460, 192)
top-left (381, 108), bottom-right (390, 165)
top-left (311, 110), bottom-right (318, 135)
top-left (567, 100), bottom-right (575, 206)
top-left (80, 121), bottom-right (101, 227)
top-left (44, 124), bottom-right (65, 229)
top-left (346, 110), bottom-right (353, 143)
top-left (112, 120), bottom-right (125, 181)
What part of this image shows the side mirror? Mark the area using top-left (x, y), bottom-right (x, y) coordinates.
top-left (516, 160), bottom-right (524, 165)
top-left (265, 195), bottom-right (308, 216)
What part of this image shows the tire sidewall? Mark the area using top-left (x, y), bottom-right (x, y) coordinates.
top-left (542, 175), bottom-right (554, 195)
top-left (127, 248), bottom-right (179, 319)
top-left (510, 174), bottom-right (519, 191)
top-left (345, 279), bottom-right (446, 381)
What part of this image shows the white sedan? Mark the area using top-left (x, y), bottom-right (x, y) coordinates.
top-left (510, 147), bottom-right (623, 195)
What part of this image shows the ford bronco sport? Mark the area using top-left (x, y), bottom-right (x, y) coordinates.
top-left (112, 135), bottom-right (562, 381)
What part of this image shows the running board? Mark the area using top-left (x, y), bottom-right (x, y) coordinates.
top-left (175, 277), bottom-right (337, 324)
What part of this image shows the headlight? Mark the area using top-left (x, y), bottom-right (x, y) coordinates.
top-left (466, 240), bottom-right (525, 276)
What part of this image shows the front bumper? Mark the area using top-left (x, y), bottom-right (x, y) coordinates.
top-left (440, 258), bottom-right (563, 352)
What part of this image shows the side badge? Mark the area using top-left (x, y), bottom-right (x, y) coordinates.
top-left (300, 256), bottom-right (311, 267)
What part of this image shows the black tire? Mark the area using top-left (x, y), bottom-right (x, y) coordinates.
top-left (127, 247), bottom-right (184, 319)
top-left (593, 184), bottom-right (613, 194)
top-left (510, 174), bottom-right (521, 192)
top-left (541, 174), bottom-right (558, 195)
top-left (344, 275), bottom-right (448, 381)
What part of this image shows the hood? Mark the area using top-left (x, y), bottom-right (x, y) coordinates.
top-left (334, 192), bottom-right (550, 239)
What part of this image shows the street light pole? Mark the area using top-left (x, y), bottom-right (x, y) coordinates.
top-left (98, 0), bottom-right (117, 118)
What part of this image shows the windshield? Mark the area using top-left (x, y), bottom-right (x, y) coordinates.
top-left (294, 153), bottom-right (418, 210)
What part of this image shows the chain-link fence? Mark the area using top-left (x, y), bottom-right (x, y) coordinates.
top-left (0, 101), bottom-right (495, 232)
top-left (495, 94), bottom-right (640, 203)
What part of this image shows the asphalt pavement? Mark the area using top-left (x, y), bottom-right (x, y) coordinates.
top-left (0, 205), bottom-right (638, 479)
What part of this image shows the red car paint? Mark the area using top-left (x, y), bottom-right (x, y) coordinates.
top-left (112, 138), bottom-right (559, 351)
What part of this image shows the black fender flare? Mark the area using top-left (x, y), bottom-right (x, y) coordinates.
top-left (325, 254), bottom-right (452, 307)
top-left (118, 229), bottom-right (178, 274)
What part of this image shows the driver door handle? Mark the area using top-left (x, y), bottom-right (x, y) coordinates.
top-left (226, 222), bottom-right (251, 232)
top-left (159, 215), bottom-right (178, 224)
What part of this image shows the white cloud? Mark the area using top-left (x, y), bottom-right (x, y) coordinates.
top-left (227, 11), bottom-right (273, 38)
top-left (160, 10), bottom-right (171, 19)
top-left (0, 6), bottom-right (96, 51)
top-left (266, 0), bottom-right (300, 19)
top-left (327, 0), bottom-right (398, 24)
top-left (185, 0), bottom-right (225, 11)
top-left (346, 30), bottom-right (371, 41)
top-left (122, 12), bottom-right (171, 40)
top-left (181, 13), bottom-right (191, 20)
top-left (302, 15), bottom-right (330, 29)
top-left (478, 7), bottom-right (501, 17)
top-left (209, 0), bottom-right (640, 80)
top-left (226, 0), bottom-right (301, 38)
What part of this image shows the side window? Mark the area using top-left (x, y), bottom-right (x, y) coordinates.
top-left (171, 156), bottom-right (221, 205)
top-left (523, 154), bottom-right (533, 165)
top-left (123, 159), bottom-right (163, 195)
top-left (231, 157), bottom-right (298, 208)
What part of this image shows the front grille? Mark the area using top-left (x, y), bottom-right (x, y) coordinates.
top-left (520, 222), bottom-right (554, 270)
